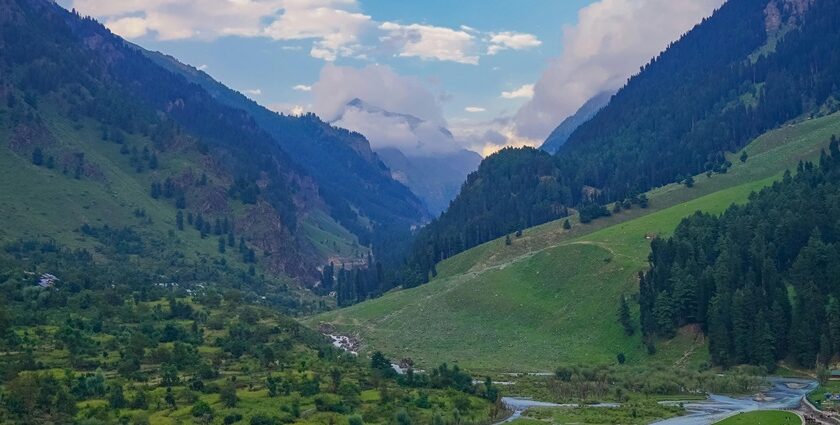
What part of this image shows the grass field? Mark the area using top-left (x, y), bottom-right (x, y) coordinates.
top-left (714, 410), bottom-right (801, 425)
top-left (516, 401), bottom-right (682, 425)
top-left (309, 113), bottom-right (840, 373)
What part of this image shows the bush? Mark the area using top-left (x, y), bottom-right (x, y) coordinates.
top-left (190, 400), bottom-right (212, 417)
top-left (223, 414), bottom-right (243, 425)
top-left (249, 415), bottom-right (279, 425)
top-left (220, 382), bottom-right (238, 407)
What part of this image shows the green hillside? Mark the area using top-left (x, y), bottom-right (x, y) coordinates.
top-left (310, 112), bottom-right (840, 372)
top-left (0, 0), bottom-right (375, 301)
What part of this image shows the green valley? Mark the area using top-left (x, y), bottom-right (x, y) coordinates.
top-left (311, 112), bottom-right (840, 372)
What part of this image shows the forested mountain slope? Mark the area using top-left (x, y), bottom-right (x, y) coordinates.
top-left (142, 51), bottom-right (429, 254)
top-left (313, 112), bottom-right (840, 371)
top-left (401, 0), bottom-right (840, 287)
top-left (0, 0), bottom-right (381, 288)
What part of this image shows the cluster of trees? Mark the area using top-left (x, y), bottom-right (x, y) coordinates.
top-left (0, 237), bottom-right (497, 425)
top-left (398, 0), bottom-right (840, 289)
top-left (641, 138), bottom-right (840, 369)
top-left (319, 259), bottom-right (386, 306)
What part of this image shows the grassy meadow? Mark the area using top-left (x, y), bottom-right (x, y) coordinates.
top-left (310, 113), bottom-right (840, 373)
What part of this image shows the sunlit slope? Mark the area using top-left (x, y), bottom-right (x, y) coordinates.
top-left (310, 113), bottom-right (840, 372)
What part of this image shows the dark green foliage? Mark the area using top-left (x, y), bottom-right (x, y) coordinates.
top-left (579, 204), bottom-right (611, 224)
top-left (618, 296), bottom-right (635, 336)
top-left (220, 382), bottom-right (238, 407)
top-left (641, 141), bottom-right (840, 368)
top-left (740, 151), bottom-right (749, 163)
top-left (31, 147), bottom-right (43, 166)
top-left (108, 383), bottom-right (126, 409)
top-left (370, 351), bottom-right (392, 374)
top-left (3, 372), bottom-right (77, 423)
top-left (563, 219), bottom-right (572, 230)
top-left (191, 400), bottom-right (213, 418)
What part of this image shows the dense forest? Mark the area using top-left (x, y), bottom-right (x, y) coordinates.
top-left (640, 136), bottom-right (840, 370)
top-left (399, 0), bottom-right (840, 288)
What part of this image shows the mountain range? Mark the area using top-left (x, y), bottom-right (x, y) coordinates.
top-left (332, 98), bottom-right (483, 216)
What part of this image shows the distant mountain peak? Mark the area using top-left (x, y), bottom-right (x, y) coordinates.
top-left (540, 91), bottom-right (613, 154)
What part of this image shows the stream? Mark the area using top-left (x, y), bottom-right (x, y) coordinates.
top-left (497, 377), bottom-right (818, 425)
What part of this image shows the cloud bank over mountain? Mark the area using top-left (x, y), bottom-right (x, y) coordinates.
top-left (513, 0), bottom-right (724, 140)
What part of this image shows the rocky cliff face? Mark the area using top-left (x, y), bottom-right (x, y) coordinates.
top-left (764, 0), bottom-right (813, 34)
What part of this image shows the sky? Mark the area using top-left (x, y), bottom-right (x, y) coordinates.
top-left (58, 0), bottom-right (724, 156)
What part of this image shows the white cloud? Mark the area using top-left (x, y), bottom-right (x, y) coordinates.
top-left (73, 0), bottom-right (287, 41)
top-left (379, 22), bottom-right (479, 65)
top-left (243, 88), bottom-right (262, 96)
top-left (311, 64), bottom-right (465, 155)
top-left (501, 84), bottom-right (535, 99)
top-left (487, 31), bottom-right (541, 55)
top-left (105, 16), bottom-right (149, 39)
top-left (465, 107), bottom-right (486, 113)
top-left (293, 84), bottom-right (312, 92)
top-left (312, 64), bottom-right (443, 124)
top-left (450, 116), bottom-right (540, 157)
top-left (197, 64), bottom-right (208, 71)
top-left (263, 3), bottom-right (374, 61)
top-left (268, 103), bottom-right (308, 116)
top-left (513, 0), bottom-right (724, 140)
top-left (70, 0), bottom-right (539, 65)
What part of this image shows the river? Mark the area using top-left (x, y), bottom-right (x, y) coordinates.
top-left (497, 377), bottom-right (818, 425)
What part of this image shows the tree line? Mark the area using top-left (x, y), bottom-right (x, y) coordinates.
top-left (641, 137), bottom-right (840, 369)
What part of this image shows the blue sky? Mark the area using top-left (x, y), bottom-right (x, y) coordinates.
top-left (60, 0), bottom-right (723, 155)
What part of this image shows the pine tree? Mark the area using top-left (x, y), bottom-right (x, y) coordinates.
top-left (653, 292), bottom-right (675, 337)
top-left (563, 219), bottom-right (572, 230)
top-left (218, 237), bottom-right (226, 254)
top-left (819, 327), bottom-right (833, 367)
top-left (175, 211), bottom-right (184, 231)
top-left (32, 147), bottom-right (43, 166)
